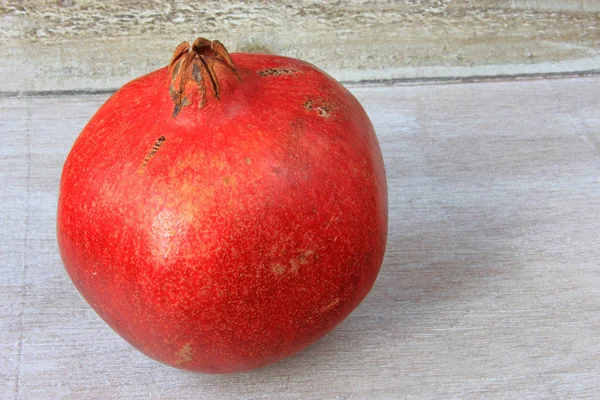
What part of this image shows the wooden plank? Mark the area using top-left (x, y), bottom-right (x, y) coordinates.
top-left (1, 0), bottom-right (599, 93)
top-left (1, 77), bottom-right (599, 398)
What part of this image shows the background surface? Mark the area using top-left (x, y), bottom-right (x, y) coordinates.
top-left (1, 1), bottom-right (599, 399)
top-left (1, 0), bottom-right (599, 92)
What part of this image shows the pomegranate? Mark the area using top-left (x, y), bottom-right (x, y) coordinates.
top-left (57, 38), bottom-right (387, 373)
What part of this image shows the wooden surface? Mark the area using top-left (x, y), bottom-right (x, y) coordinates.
top-left (1, 76), bottom-right (600, 399)
top-left (1, 0), bottom-right (600, 93)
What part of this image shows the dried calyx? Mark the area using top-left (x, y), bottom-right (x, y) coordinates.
top-left (168, 37), bottom-right (240, 116)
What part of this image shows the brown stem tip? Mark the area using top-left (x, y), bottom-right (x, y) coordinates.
top-left (168, 37), bottom-right (240, 117)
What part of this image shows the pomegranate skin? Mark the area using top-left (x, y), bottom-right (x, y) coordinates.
top-left (57, 41), bottom-right (387, 373)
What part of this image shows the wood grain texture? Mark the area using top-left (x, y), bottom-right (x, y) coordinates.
top-left (1, 0), bottom-right (599, 93)
top-left (1, 77), bottom-right (600, 399)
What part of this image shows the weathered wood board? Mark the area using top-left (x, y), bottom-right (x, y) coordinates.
top-left (1, 0), bottom-right (599, 92)
top-left (1, 76), bottom-right (599, 398)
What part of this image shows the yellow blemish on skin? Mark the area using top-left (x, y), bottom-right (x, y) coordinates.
top-left (289, 261), bottom-right (299, 273)
top-left (290, 250), bottom-right (315, 273)
top-left (271, 264), bottom-right (286, 275)
top-left (300, 250), bottom-right (314, 262)
top-left (151, 209), bottom-right (185, 261)
top-left (210, 157), bottom-right (229, 170)
top-left (175, 343), bottom-right (193, 365)
top-left (271, 250), bottom-right (316, 275)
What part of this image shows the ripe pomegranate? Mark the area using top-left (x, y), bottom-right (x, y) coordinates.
top-left (57, 38), bottom-right (387, 373)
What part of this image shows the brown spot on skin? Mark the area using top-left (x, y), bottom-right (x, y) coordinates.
top-left (139, 136), bottom-right (166, 172)
top-left (304, 99), bottom-right (334, 117)
top-left (222, 175), bottom-right (235, 186)
top-left (244, 157), bottom-right (252, 165)
top-left (258, 67), bottom-right (297, 77)
top-left (175, 343), bottom-right (193, 365)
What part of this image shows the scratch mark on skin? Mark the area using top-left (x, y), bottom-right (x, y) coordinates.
top-left (323, 216), bottom-right (338, 231)
top-left (304, 99), bottom-right (334, 117)
top-left (175, 343), bottom-right (193, 365)
top-left (318, 298), bottom-right (340, 314)
top-left (139, 136), bottom-right (166, 172)
top-left (258, 67), bottom-right (297, 77)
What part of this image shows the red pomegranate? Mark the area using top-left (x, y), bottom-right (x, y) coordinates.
top-left (57, 38), bottom-right (387, 373)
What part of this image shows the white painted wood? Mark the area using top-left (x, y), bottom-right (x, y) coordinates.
top-left (1, 0), bottom-right (599, 92)
top-left (1, 77), bottom-right (599, 399)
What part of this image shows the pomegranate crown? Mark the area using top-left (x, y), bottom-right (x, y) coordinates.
top-left (168, 37), bottom-right (240, 117)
